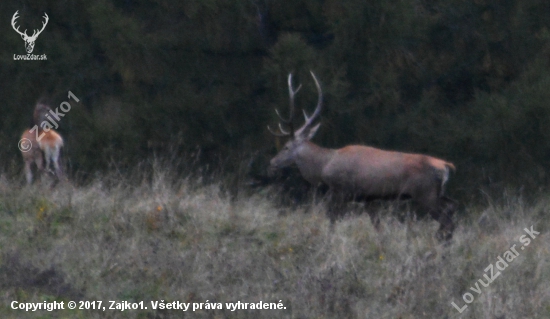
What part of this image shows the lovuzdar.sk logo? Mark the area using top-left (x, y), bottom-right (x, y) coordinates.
top-left (11, 10), bottom-right (48, 61)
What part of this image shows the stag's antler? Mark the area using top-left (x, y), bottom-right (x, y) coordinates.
top-left (11, 11), bottom-right (48, 39)
top-left (268, 73), bottom-right (302, 136)
top-left (30, 13), bottom-right (49, 39)
top-left (268, 71), bottom-right (323, 137)
top-left (11, 11), bottom-right (28, 38)
top-left (294, 71), bottom-right (322, 137)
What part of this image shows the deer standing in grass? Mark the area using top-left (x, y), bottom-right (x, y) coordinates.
top-left (268, 72), bottom-right (457, 240)
top-left (20, 103), bottom-right (64, 184)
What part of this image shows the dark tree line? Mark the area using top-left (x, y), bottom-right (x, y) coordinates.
top-left (2, 0), bottom-right (550, 197)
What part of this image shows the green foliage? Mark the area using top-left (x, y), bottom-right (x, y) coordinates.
top-left (2, 0), bottom-right (550, 194)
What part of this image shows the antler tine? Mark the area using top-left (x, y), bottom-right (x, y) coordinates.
top-left (11, 10), bottom-right (18, 25)
top-left (11, 11), bottom-right (27, 37)
top-left (287, 73), bottom-right (302, 120)
top-left (274, 108), bottom-right (289, 123)
top-left (287, 73), bottom-right (303, 136)
top-left (267, 124), bottom-right (291, 137)
top-left (33, 12), bottom-right (49, 37)
top-left (296, 71), bottom-right (323, 136)
top-left (302, 109), bottom-right (310, 122)
top-left (268, 72), bottom-right (309, 137)
top-left (278, 123), bottom-right (291, 135)
top-left (306, 71), bottom-right (323, 122)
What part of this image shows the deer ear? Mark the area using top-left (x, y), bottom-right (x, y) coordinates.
top-left (306, 123), bottom-right (321, 140)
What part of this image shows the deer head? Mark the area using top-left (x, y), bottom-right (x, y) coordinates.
top-left (33, 103), bottom-right (51, 126)
top-left (12, 11), bottom-right (49, 54)
top-left (268, 71), bottom-right (323, 171)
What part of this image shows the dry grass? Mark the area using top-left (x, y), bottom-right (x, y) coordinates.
top-left (0, 168), bottom-right (549, 319)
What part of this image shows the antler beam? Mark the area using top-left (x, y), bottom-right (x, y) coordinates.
top-left (268, 73), bottom-right (302, 136)
top-left (294, 71), bottom-right (323, 137)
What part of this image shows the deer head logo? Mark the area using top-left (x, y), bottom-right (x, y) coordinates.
top-left (11, 11), bottom-right (49, 54)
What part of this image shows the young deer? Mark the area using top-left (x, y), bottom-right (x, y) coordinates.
top-left (20, 103), bottom-right (64, 184)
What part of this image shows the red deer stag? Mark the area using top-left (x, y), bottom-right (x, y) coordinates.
top-left (20, 103), bottom-right (64, 184)
top-left (268, 72), bottom-right (456, 241)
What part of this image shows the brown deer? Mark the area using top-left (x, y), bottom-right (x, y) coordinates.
top-left (20, 103), bottom-right (64, 184)
top-left (268, 72), bottom-right (457, 240)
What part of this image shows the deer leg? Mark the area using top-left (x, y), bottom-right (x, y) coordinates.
top-left (34, 151), bottom-right (44, 182)
top-left (428, 209), bottom-right (445, 241)
top-left (429, 199), bottom-right (456, 242)
top-left (419, 190), bottom-right (455, 241)
top-left (43, 147), bottom-right (53, 175)
top-left (53, 161), bottom-right (63, 181)
top-left (437, 196), bottom-right (457, 240)
top-left (325, 190), bottom-right (347, 223)
top-left (327, 199), bottom-right (343, 224)
top-left (51, 147), bottom-right (63, 181)
top-left (367, 209), bottom-right (381, 231)
top-left (24, 160), bottom-right (33, 184)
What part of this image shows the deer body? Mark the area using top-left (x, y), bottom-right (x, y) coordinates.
top-left (274, 141), bottom-right (454, 202)
top-left (21, 103), bottom-right (64, 184)
top-left (268, 72), bottom-right (456, 240)
top-left (325, 145), bottom-right (452, 196)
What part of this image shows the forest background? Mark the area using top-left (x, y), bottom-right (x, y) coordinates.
top-left (2, 0), bottom-right (550, 200)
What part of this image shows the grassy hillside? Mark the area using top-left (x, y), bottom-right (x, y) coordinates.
top-left (0, 168), bottom-right (548, 318)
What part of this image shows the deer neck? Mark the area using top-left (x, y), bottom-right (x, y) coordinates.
top-left (294, 141), bottom-right (335, 186)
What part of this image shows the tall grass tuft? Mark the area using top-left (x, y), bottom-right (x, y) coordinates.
top-left (0, 164), bottom-right (548, 318)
